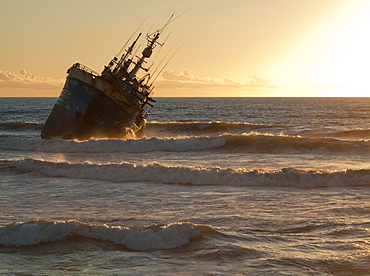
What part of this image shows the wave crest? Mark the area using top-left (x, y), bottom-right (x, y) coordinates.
top-left (146, 121), bottom-right (263, 135)
top-left (6, 159), bottom-right (370, 188)
top-left (0, 136), bottom-right (226, 153)
top-left (2, 133), bottom-right (370, 154)
top-left (0, 220), bottom-right (209, 250)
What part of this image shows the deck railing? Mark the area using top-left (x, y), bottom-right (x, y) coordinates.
top-left (72, 63), bottom-right (100, 77)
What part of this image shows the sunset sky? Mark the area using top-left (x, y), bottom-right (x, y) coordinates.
top-left (1, 0), bottom-right (369, 97)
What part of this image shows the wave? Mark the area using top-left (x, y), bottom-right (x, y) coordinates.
top-left (0, 121), bottom-right (43, 131)
top-left (0, 136), bottom-right (226, 153)
top-left (332, 129), bottom-right (370, 140)
top-left (2, 133), bottom-right (370, 154)
top-left (139, 121), bottom-right (370, 141)
top-left (145, 121), bottom-right (277, 135)
top-left (2, 119), bottom-right (370, 142)
top-left (0, 220), bottom-right (211, 250)
top-left (298, 128), bottom-right (370, 140)
top-left (225, 133), bottom-right (370, 153)
top-left (6, 159), bottom-right (370, 188)
top-left (0, 120), bottom-right (280, 137)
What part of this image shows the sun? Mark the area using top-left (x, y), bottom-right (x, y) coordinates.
top-left (269, 0), bottom-right (370, 96)
top-left (319, 1), bottom-right (370, 93)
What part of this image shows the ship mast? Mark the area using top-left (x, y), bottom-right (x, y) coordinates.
top-left (127, 13), bottom-right (177, 79)
top-left (114, 33), bottom-right (141, 75)
top-left (129, 31), bottom-right (162, 79)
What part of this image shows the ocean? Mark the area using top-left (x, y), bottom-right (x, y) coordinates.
top-left (0, 97), bottom-right (369, 275)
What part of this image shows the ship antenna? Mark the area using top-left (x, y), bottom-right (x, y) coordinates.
top-left (113, 33), bottom-right (141, 74)
top-left (128, 12), bottom-right (187, 80)
top-left (146, 10), bottom-right (186, 37)
top-left (148, 31), bottom-right (172, 69)
top-left (148, 10), bottom-right (189, 40)
top-left (116, 17), bottom-right (148, 58)
top-left (160, 13), bottom-right (174, 32)
top-left (163, 9), bottom-right (190, 30)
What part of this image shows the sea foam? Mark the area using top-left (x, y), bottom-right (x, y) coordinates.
top-left (7, 159), bottom-right (370, 188)
top-left (1, 133), bottom-right (370, 154)
top-left (0, 220), bottom-right (207, 250)
top-left (0, 136), bottom-right (226, 153)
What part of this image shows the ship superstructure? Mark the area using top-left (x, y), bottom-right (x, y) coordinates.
top-left (41, 19), bottom-right (173, 140)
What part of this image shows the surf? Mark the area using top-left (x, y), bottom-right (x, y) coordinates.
top-left (0, 220), bottom-right (211, 250)
top-left (2, 132), bottom-right (370, 154)
top-left (5, 158), bottom-right (370, 188)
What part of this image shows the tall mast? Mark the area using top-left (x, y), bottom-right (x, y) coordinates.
top-left (113, 33), bottom-right (141, 75)
top-left (129, 31), bottom-right (161, 78)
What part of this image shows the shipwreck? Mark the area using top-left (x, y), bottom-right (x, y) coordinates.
top-left (41, 16), bottom-right (178, 140)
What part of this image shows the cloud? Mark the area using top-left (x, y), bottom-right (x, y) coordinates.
top-left (0, 69), bottom-right (64, 90)
top-left (157, 69), bottom-right (273, 88)
top-left (156, 69), bottom-right (339, 90)
top-left (0, 68), bottom-right (335, 94)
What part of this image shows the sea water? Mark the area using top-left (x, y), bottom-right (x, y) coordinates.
top-left (0, 97), bottom-right (369, 275)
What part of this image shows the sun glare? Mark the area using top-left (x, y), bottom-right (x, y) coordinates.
top-left (321, 1), bottom-right (370, 93)
top-left (271, 1), bottom-right (370, 96)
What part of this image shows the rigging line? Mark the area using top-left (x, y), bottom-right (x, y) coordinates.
top-left (148, 14), bottom-right (174, 37)
top-left (162, 31), bottom-right (172, 46)
top-left (150, 45), bottom-right (175, 80)
top-left (162, 13), bottom-right (174, 31)
top-left (157, 13), bottom-right (175, 36)
top-left (150, 42), bottom-right (185, 86)
top-left (147, 20), bottom-right (157, 37)
top-left (116, 17), bottom-right (148, 57)
top-left (132, 43), bottom-right (141, 62)
top-left (165, 9), bottom-right (190, 27)
top-left (157, 10), bottom-right (189, 37)
top-left (149, 31), bottom-right (172, 69)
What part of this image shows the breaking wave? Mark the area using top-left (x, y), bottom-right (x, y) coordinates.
top-left (2, 119), bottom-right (370, 142)
top-left (0, 136), bottom-right (226, 153)
top-left (1, 133), bottom-right (370, 154)
top-left (0, 220), bottom-right (210, 250)
top-left (225, 133), bottom-right (370, 153)
top-left (0, 120), bottom-right (268, 135)
top-left (5, 159), bottom-right (370, 188)
top-left (145, 121), bottom-right (279, 135)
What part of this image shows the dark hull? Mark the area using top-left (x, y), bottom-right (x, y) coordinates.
top-left (41, 66), bottom-right (144, 140)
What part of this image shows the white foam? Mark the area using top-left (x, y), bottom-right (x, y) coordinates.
top-left (7, 159), bottom-right (370, 188)
top-left (0, 221), bottom-right (205, 250)
top-left (2, 132), bottom-right (369, 156)
top-left (0, 136), bottom-right (226, 153)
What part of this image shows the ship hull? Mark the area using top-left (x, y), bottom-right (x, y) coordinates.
top-left (41, 66), bottom-right (144, 140)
